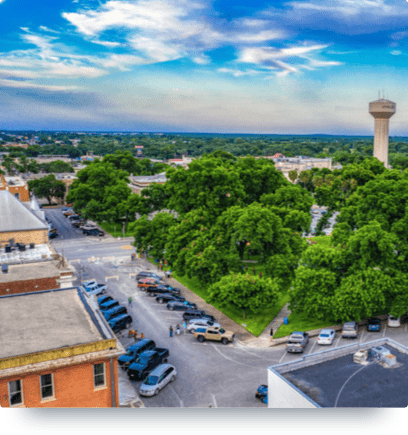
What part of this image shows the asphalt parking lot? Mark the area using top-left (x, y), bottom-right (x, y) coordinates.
top-left (45, 207), bottom-right (109, 241)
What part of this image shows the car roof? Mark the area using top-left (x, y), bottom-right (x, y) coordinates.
top-left (147, 363), bottom-right (175, 377)
top-left (108, 313), bottom-right (129, 324)
top-left (127, 339), bottom-right (154, 350)
top-left (320, 329), bottom-right (334, 333)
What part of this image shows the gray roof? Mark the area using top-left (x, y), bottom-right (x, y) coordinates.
top-left (0, 288), bottom-right (108, 359)
top-left (0, 190), bottom-right (48, 232)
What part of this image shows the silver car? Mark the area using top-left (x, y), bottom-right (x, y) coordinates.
top-left (138, 364), bottom-right (177, 397)
top-left (187, 319), bottom-right (221, 333)
top-left (342, 321), bottom-right (358, 338)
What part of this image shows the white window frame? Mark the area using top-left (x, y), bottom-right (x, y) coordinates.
top-left (8, 379), bottom-right (23, 407)
top-left (94, 363), bottom-right (106, 389)
top-left (40, 373), bottom-right (54, 400)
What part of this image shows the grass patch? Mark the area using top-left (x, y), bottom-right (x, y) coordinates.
top-left (273, 310), bottom-right (338, 339)
top-left (99, 221), bottom-right (134, 238)
top-left (146, 257), bottom-right (289, 337)
top-left (305, 235), bottom-right (332, 246)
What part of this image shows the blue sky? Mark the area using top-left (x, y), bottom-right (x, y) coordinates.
top-left (1, 0), bottom-right (408, 134)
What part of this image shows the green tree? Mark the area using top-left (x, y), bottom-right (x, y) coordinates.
top-left (288, 170), bottom-right (298, 183)
top-left (208, 273), bottom-right (280, 319)
top-left (28, 175), bottom-right (66, 204)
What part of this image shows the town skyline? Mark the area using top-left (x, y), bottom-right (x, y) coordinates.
top-left (0, 0), bottom-right (408, 134)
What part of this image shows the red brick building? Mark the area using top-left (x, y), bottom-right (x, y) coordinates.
top-left (0, 287), bottom-right (125, 407)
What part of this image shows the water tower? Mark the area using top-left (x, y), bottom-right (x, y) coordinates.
top-left (369, 97), bottom-right (396, 168)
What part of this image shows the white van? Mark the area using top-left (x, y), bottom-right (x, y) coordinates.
top-left (138, 364), bottom-right (176, 397)
top-left (387, 315), bottom-right (401, 328)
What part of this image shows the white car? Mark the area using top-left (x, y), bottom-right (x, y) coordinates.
top-left (317, 329), bottom-right (336, 345)
top-left (387, 315), bottom-right (401, 328)
top-left (187, 319), bottom-right (221, 333)
top-left (138, 364), bottom-right (176, 397)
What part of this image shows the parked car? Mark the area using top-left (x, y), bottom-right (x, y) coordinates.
top-left (127, 348), bottom-right (170, 381)
top-left (63, 210), bottom-right (75, 217)
top-left (136, 271), bottom-right (162, 281)
top-left (186, 319), bottom-right (220, 333)
top-left (192, 327), bottom-right (234, 345)
top-left (81, 224), bottom-right (98, 232)
top-left (255, 385), bottom-right (268, 404)
top-left (183, 310), bottom-right (215, 322)
top-left (82, 280), bottom-right (107, 296)
top-left (103, 305), bottom-right (128, 322)
top-left (100, 299), bottom-right (119, 312)
top-left (138, 278), bottom-right (160, 289)
top-left (155, 293), bottom-right (185, 304)
top-left (388, 315), bottom-right (401, 328)
top-left (84, 228), bottom-right (104, 237)
top-left (367, 318), bottom-right (381, 332)
top-left (49, 231), bottom-right (58, 239)
top-left (145, 285), bottom-right (174, 297)
top-left (342, 321), bottom-right (358, 338)
top-left (139, 364), bottom-right (177, 397)
top-left (108, 314), bottom-right (133, 333)
top-left (72, 219), bottom-right (85, 228)
top-left (118, 339), bottom-right (156, 370)
top-left (67, 215), bottom-right (81, 221)
top-left (97, 295), bottom-right (113, 306)
top-left (317, 329), bottom-right (335, 345)
top-left (159, 285), bottom-right (181, 295)
top-left (286, 331), bottom-right (309, 353)
top-left (167, 301), bottom-right (197, 311)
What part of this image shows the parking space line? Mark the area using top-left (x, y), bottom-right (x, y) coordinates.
top-left (359, 329), bottom-right (365, 343)
top-left (405, 323), bottom-right (407, 332)
top-left (278, 351), bottom-right (286, 364)
top-left (307, 340), bottom-right (317, 355)
top-left (382, 325), bottom-right (387, 337)
top-left (334, 335), bottom-right (342, 348)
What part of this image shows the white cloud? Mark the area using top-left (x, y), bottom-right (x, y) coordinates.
top-left (39, 26), bottom-right (61, 34)
top-left (390, 50), bottom-right (402, 55)
top-left (192, 55), bottom-right (210, 65)
top-left (234, 30), bottom-right (286, 43)
top-left (0, 79), bottom-right (79, 92)
top-left (91, 40), bottom-right (122, 47)
top-left (218, 68), bottom-right (259, 77)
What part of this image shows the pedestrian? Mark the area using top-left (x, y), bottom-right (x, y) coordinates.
top-left (164, 259), bottom-right (167, 266)
top-left (176, 324), bottom-right (181, 336)
top-left (169, 325), bottom-right (173, 338)
top-left (245, 265), bottom-right (248, 272)
top-left (140, 332), bottom-right (144, 340)
top-left (169, 269), bottom-right (172, 278)
top-left (128, 296), bottom-right (132, 306)
top-left (270, 328), bottom-right (273, 337)
top-left (259, 272), bottom-right (262, 279)
top-left (183, 321), bottom-right (187, 334)
top-left (134, 330), bottom-right (138, 342)
top-left (253, 267), bottom-right (256, 275)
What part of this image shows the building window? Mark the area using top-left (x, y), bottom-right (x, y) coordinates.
top-left (14, 193), bottom-right (20, 200)
top-left (94, 363), bottom-right (105, 388)
top-left (40, 373), bottom-right (54, 399)
top-left (9, 380), bottom-right (23, 406)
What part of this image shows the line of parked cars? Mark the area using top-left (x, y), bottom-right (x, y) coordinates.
top-left (136, 270), bottom-right (235, 344)
top-left (62, 207), bottom-right (105, 236)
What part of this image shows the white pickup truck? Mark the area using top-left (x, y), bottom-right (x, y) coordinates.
top-left (81, 280), bottom-right (107, 296)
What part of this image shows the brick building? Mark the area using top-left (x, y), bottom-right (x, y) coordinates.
top-left (0, 175), bottom-right (30, 202)
top-left (0, 287), bottom-right (125, 408)
top-left (0, 260), bottom-right (74, 296)
top-left (0, 190), bottom-right (48, 245)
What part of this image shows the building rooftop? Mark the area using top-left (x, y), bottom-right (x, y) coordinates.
top-left (0, 260), bottom-right (61, 284)
top-left (270, 338), bottom-right (408, 408)
top-left (0, 244), bottom-right (54, 265)
top-left (0, 190), bottom-right (48, 233)
top-left (131, 172), bottom-right (167, 184)
top-left (0, 287), bottom-right (113, 360)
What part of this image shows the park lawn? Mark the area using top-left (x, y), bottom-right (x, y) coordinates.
top-left (147, 257), bottom-right (290, 337)
top-left (273, 310), bottom-right (338, 339)
top-left (99, 222), bottom-right (134, 238)
top-left (306, 235), bottom-right (332, 246)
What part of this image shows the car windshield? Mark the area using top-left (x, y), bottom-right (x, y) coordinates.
top-left (144, 376), bottom-right (159, 386)
top-left (126, 350), bottom-right (134, 357)
top-left (320, 334), bottom-right (329, 338)
top-left (219, 328), bottom-right (225, 334)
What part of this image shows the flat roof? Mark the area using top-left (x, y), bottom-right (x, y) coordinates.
top-left (0, 288), bottom-right (110, 359)
top-left (0, 260), bottom-right (60, 284)
top-left (271, 339), bottom-right (408, 408)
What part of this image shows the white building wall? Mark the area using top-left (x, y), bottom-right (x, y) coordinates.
top-left (267, 369), bottom-right (317, 408)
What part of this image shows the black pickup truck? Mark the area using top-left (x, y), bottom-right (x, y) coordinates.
top-left (127, 349), bottom-right (169, 381)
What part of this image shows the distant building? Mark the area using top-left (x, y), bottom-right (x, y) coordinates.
top-left (167, 155), bottom-right (194, 169)
top-left (273, 157), bottom-right (332, 182)
top-left (0, 287), bottom-right (125, 407)
top-left (128, 172), bottom-right (167, 195)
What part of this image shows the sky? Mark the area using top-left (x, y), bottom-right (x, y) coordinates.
top-left (1, 0), bottom-right (408, 134)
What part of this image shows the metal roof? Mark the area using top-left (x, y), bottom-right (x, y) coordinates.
top-left (0, 190), bottom-right (48, 233)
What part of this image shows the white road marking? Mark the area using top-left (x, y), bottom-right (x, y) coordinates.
top-left (359, 329), bottom-right (365, 343)
top-left (382, 325), bottom-right (387, 337)
top-left (169, 385), bottom-right (183, 408)
top-left (405, 323), bottom-right (407, 332)
top-left (211, 344), bottom-right (264, 368)
top-left (212, 394), bottom-right (218, 408)
top-left (308, 340), bottom-right (317, 355)
top-left (334, 335), bottom-right (342, 348)
top-left (278, 351), bottom-right (287, 364)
